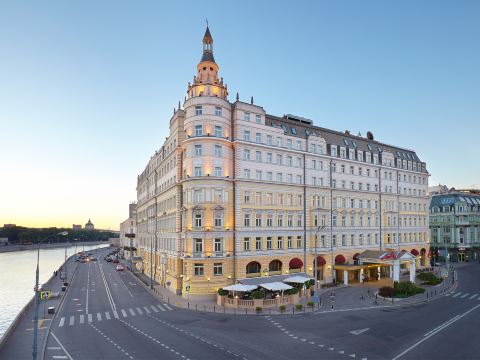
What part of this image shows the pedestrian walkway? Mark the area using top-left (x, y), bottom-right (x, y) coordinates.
top-left (445, 292), bottom-right (480, 301)
top-left (56, 302), bottom-right (174, 327)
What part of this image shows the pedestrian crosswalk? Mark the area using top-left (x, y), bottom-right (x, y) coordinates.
top-left (57, 303), bottom-right (174, 327)
top-left (446, 291), bottom-right (480, 301)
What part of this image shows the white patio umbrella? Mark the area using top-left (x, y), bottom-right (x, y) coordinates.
top-left (283, 275), bottom-right (312, 284)
top-left (223, 284), bottom-right (258, 298)
top-left (259, 282), bottom-right (293, 291)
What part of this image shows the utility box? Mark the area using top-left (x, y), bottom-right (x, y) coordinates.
top-left (47, 307), bottom-right (55, 314)
top-left (61, 286), bottom-right (66, 292)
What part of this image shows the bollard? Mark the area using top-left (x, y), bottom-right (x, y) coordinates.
top-left (214, 306), bottom-right (215, 313)
top-left (245, 308), bottom-right (247, 315)
top-left (331, 304), bottom-right (334, 310)
top-left (188, 302), bottom-right (190, 309)
top-left (195, 304), bottom-right (197, 311)
top-left (426, 292), bottom-right (429, 299)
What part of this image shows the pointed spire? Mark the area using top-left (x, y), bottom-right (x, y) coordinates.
top-left (200, 24), bottom-right (215, 63)
top-left (236, 92), bottom-right (239, 101)
top-left (251, 96), bottom-right (254, 104)
top-left (178, 101), bottom-right (181, 110)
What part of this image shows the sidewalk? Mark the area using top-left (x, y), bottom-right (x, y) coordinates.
top-left (127, 266), bottom-right (458, 316)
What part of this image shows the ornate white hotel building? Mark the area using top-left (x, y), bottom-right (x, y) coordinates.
top-left (135, 26), bottom-right (430, 299)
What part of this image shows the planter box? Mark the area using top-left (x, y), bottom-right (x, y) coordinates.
top-left (289, 293), bottom-right (299, 305)
top-left (253, 299), bottom-right (264, 308)
top-left (217, 295), bottom-right (225, 306)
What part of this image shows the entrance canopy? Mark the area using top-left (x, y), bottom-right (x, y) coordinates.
top-left (259, 282), bottom-right (293, 291)
top-left (358, 250), bottom-right (416, 265)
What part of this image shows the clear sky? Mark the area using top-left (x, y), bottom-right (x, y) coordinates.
top-left (1, 0), bottom-right (479, 230)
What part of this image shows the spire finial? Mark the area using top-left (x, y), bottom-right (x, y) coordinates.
top-left (206, 18), bottom-right (209, 27)
top-left (178, 101), bottom-right (181, 110)
top-left (251, 96), bottom-right (254, 104)
top-left (236, 92), bottom-right (239, 101)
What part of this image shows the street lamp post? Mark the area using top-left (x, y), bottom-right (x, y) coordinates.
top-left (32, 231), bottom-right (68, 360)
top-left (313, 225), bottom-right (326, 303)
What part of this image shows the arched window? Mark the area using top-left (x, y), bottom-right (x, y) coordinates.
top-left (269, 259), bottom-right (282, 272)
top-left (246, 261), bottom-right (261, 274)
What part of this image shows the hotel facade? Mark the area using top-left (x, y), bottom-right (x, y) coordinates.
top-left (135, 27), bottom-right (430, 299)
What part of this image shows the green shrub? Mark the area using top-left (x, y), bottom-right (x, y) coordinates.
top-left (394, 281), bottom-right (425, 297)
top-left (307, 301), bottom-right (315, 308)
top-left (251, 290), bottom-right (266, 299)
top-left (418, 272), bottom-right (442, 285)
top-left (217, 288), bottom-right (228, 296)
top-left (285, 287), bottom-right (299, 295)
top-left (379, 286), bottom-right (395, 298)
top-left (295, 304), bottom-right (303, 311)
top-left (306, 279), bottom-right (315, 288)
top-left (255, 306), bottom-right (263, 313)
top-left (279, 305), bottom-right (286, 313)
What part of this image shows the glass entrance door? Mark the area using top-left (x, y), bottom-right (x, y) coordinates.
top-left (458, 253), bottom-right (465, 262)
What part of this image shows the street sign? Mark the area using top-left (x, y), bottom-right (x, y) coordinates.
top-left (184, 285), bottom-right (191, 292)
top-left (441, 269), bottom-right (449, 278)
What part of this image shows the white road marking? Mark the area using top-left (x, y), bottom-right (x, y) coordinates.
top-left (88, 313), bottom-right (93, 323)
top-left (105, 311), bottom-right (111, 320)
top-left (157, 304), bottom-right (166, 311)
top-left (97, 312), bottom-right (102, 321)
top-left (50, 331), bottom-right (74, 360)
top-left (129, 308), bottom-right (136, 316)
top-left (469, 294), bottom-right (478, 300)
top-left (150, 305), bottom-right (158, 313)
top-left (349, 354), bottom-right (356, 358)
top-left (47, 347), bottom-right (61, 350)
top-left (79, 315), bottom-right (85, 324)
top-left (393, 303), bottom-right (480, 360)
top-left (113, 310), bottom-right (119, 319)
top-left (86, 263), bottom-right (90, 313)
top-left (121, 309), bottom-right (128, 318)
top-left (69, 316), bottom-right (74, 326)
top-left (461, 293), bottom-right (470, 299)
top-left (350, 328), bottom-right (370, 335)
top-left (52, 356), bottom-right (68, 359)
top-left (163, 303), bottom-right (173, 310)
top-left (59, 317), bottom-right (65, 327)
top-left (143, 306), bottom-right (151, 314)
top-left (452, 292), bottom-right (462, 298)
top-left (136, 307), bottom-right (143, 315)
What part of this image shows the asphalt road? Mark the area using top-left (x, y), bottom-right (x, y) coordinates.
top-left (40, 252), bottom-right (480, 360)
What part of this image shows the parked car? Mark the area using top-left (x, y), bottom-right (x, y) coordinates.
top-left (91, 257), bottom-right (97, 261)
top-left (116, 265), bottom-right (124, 271)
top-left (113, 259), bottom-right (119, 263)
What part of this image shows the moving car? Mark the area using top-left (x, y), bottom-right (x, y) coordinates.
top-left (116, 265), bottom-right (124, 271)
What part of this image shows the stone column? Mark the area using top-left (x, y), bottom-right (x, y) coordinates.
top-left (360, 268), bottom-right (364, 283)
top-left (343, 270), bottom-right (349, 285)
top-left (393, 260), bottom-right (400, 282)
top-left (377, 266), bottom-right (381, 280)
top-left (409, 260), bottom-right (416, 283)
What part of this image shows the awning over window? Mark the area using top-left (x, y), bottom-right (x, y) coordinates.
top-left (289, 258), bottom-right (303, 269)
top-left (314, 256), bottom-right (326, 266)
top-left (411, 249), bottom-right (419, 256)
top-left (335, 254), bottom-right (346, 264)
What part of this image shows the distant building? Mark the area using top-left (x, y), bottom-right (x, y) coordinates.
top-left (85, 219), bottom-right (94, 231)
top-left (430, 192), bottom-right (480, 262)
top-left (72, 224), bottom-right (82, 230)
top-left (429, 184), bottom-right (449, 196)
top-left (129, 203), bottom-right (137, 219)
top-left (3, 224), bottom-right (16, 228)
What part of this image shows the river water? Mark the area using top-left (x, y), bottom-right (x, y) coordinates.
top-left (0, 243), bottom-right (109, 339)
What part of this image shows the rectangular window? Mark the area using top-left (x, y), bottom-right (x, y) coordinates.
top-left (255, 114), bottom-right (261, 124)
top-left (213, 263), bottom-right (223, 276)
top-left (243, 131), bottom-right (250, 141)
top-left (255, 170), bottom-right (262, 180)
top-left (266, 213), bottom-right (273, 227)
top-left (297, 236), bottom-right (302, 248)
top-left (267, 135), bottom-right (272, 145)
top-left (255, 151), bottom-right (262, 162)
top-left (244, 214), bottom-right (251, 227)
top-left (195, 124), bottom-right (203, 136)
top-left (255, 237), bottom-right (261, 250)
top-left (287, 236), bottom-right (293, 249)
top-left (214, 238), bottom-right (222, 253)
top-left (277, 237), bottom-right (283, 249)
top-left (267, 153), bottom-right (273, 163)
top-left (243, 149), bottom-right (250, 160)
top-left (287, 139), bottom-right (292, 149)
top-left (215, 145), bottom-right (222, 157)
top-left (255, 213), bottom-right (262, 227)
top-left (195, 144), bottom-right (202, 157)
top-left (215, 106), bottom-right (222, 116)
top-left (214, 167), bottom-right (222, 177)
top-left (255, 133), bottom-right (261, 143)
top-left (244, 237), bottom-right (250, 251)
top-left (244, 191), bottom-right (250, 203)
top-left (194, 263), bottom-right (204, 276)
top-left (267, 172), bottom-right (273, 181)
top-left (244, 112), bottom-right (250, 121)
top-left (214, 125), bottom-right (222, 137)
top-left (194, 238), bottom-right (203, 252)
top-left (244, 169), bottom-right (250, 179)
top-left (195, 105), bottom-right (202, 116)
top-left (194, 166), bottom-right (202, 177)
top-left (267, 237), bottom-right (272, 250)
top-left (277, 214), bottom-right (283, 227)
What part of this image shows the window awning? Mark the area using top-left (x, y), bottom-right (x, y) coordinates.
top-left (223, 284), bottom-right (258, 292)
top-left (259, 282), bottom-right (293, 291)
top-left (283, 275), bottom-right (312, 284)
